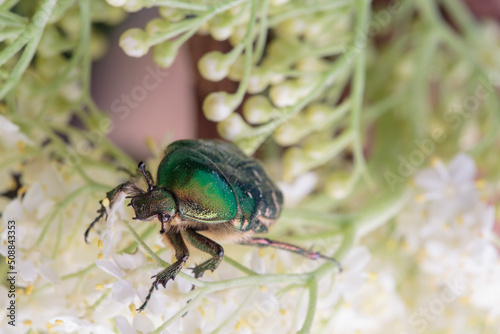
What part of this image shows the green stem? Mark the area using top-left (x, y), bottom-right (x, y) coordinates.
top-left (152, 292), bottom-right (204, 334)
top-left (298, 278), bottom-right (318, 334)
top-left (0, 0), bottom-right (58, 99)
top-left (232, 0), bottom-right (257, 104)
top-left (350, 0), bottom-right (374, 191)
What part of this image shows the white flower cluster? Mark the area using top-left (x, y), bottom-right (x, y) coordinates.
top-left (395, 153), bottom-right (500, 332)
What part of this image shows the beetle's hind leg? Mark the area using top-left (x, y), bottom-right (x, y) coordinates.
top-left (183, 229), bottom-right (224, 278)
top-left (239, 237), bottom-right (342, 272)
top-left (137, 231), bottom-right (189, 312)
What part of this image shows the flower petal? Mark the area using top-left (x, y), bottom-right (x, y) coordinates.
top-left (96, 259), bottom-right (125, 279)
top-left (448, 152), bottom-right (476, 183)
top-left (115, 315), bottom-right (137, 334)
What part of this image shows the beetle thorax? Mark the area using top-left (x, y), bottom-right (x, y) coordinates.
top-left (130, 188), bottom-right (177, 221)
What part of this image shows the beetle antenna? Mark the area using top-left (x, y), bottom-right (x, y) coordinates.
top-left (138, 161), bottom-right (154, 191)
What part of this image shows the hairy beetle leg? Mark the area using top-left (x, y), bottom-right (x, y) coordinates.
top-left (137, 231), bottom-right (189, 312)
top-left (240, 237), bottom-right (342, 272)
top-left (183, 229), bottom-right (224, 278)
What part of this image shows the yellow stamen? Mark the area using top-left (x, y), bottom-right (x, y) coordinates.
top-left (102, 198), bottom-right (110, 207)
top-left (18, 186), bottom-right (28, 197)
top-left (198, 305), bottom-right (205, 317)
top-left (129, 304), bottom-right (136, 316)
top-left (46, 322), bottom-right (55, 330)
top-left (97, 253), bottom-right (104, 260)
top-left (368, 272), bottom-right (378, 280)
top-left (279, 309), bottom-right (287, 316)
top-left (475, 179), bottom-right (486, 189)
top-left (95, 284), bottom-right (105, 290)
top-left (430, 156), bottom-right (441, 167)
top-left (98, 240), bottom-right (104, 250)
top-left (17, 140), bottom-right (26, 154)
top-left (55, 320), bottom-right (64, 326)
top-left (23, 320), bottom-right (33, 326)
top-left (415, 194), bottom-right (426, 203)
top-left (25, 285), bottom-right (33, 295)
top-left (259, 286), bottom-right (267, 292)
top-left (258, 248), bottom-right (266, 258)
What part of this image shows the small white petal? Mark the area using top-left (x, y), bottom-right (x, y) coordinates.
top-left (19, 259), bottom-right (37, 282)
top-left (96, 259), bottom-right (125, 279)
top-left (113, 252), bottom-right (145, 270)
top-left (132, 313), bottom-right (155, 333)
top-left (448, 152), bottom-right (476, 183)
top-left (112, 280), bottom-right (135, 304)
top-left (342, 246), bottom-right (371, 273)
top-left (37, 264), bottom-right (61, 284)
top-left (22, 182), bottom-right (44, 213)
top-left (414, 169), bottom-right (445, 190)
top-left (3, 199), bottom-right (23, 223)
top-left (115, 315), bottom-right (138, 334)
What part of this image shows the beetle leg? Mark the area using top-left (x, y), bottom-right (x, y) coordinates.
top-left (85, 181), bottom-right (137, 243)
top-left (239, 237), bottom-right (342, 272)
top-left (138, 161), bottom-right (154, 191)
top-left (137, 231), bottom-right (189, 312)
top-left (183, 229), bottom-right (224, 278)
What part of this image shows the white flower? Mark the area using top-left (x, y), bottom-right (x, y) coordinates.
top-left (415, 153), bottom-right (478, 220)
top-left (0, 115), bottom-right (32, 148)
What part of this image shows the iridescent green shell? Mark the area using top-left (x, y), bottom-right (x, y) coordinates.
top-left (156, 140), bottom-right (283, 233)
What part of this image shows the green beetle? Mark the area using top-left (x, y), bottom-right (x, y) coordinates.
top-left (86, 139), bottom-right (340, 312)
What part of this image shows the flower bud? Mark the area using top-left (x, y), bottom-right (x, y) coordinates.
top-left (283, 147), bottom-right (307, 181)
top-left (269, 81), bottom-right (298, 107)
top-left (159, 6), bottom-right (186, 22)
top-left (198, 51), bottom-right (232, 82)
top-left (273, 115), bottom-right (307, 146)
top-left (243, 96), bottom-right (274, 124)
top-left (228, 55), bottom-right (245, 81)
top-left (120, 28), bottom-right (149, 57)
top-left (302, 133), bottom-right (333, 160)
top-left (326, 171), bottom-right (352, 200)
top-left (247, 71), bottom-right (269, 94)
top-left (145, 18), bottom-right (170, 35)
top-left (208, 14), bottom-right (234, 41)
top-left (217, 113), bottom-right (251, 140)
top-left (123, 0), bottom-right (145, 13)
top-left (106, 0), bottom-right (126, 6)
top-left (202, 92), bottom-right (238, 121)
top-left (152, 41), bottom-right (178, 68)
top-left (304, 104), bottom-right (331, 124)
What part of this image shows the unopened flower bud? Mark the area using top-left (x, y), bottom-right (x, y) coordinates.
top-left (243, 96), bottom-right (274, 124)
top-left (152, 41), bottom-right (178, 68)
top-left (120, 28), bottom-right (149, 57)
top-left (145, 18), bottom-right (170, 35)
top-left (106, 0), bottom-right (126, 6)
top-left (269, 81), bottom-right (299, 107)
top-left (326, 171), bottom-right (352, 200)
top-left (217, 113), bottom-right (250, 140)
top-left (202, 92), bottom-right (238, 121)
top-left (198, 51), bottom-right (232, 82)
top-left (283, 147), bottom-right (307, 181)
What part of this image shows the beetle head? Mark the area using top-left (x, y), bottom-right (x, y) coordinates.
top-left (130, 188), bottom-right (177, 222)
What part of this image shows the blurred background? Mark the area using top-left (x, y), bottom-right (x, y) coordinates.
top-left (91, 0), bottom-right (500, 161)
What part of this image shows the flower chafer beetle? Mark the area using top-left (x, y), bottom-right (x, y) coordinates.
top-left (86, 139), bottom-right (341, 311)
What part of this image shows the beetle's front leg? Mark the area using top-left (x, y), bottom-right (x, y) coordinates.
top-left (183, 229), bottom-right (224, 278)
top-left (84, 181), bottom-right (138, 243)
top-left (137, 231), bottom-right (189, 312)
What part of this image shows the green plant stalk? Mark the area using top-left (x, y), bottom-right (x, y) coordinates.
top-left (298, 278), bottom-right (318, 334)
top-left (0, 0), bottom-right (58, 99)
top-left (350, 0), bottom-right (374, 191)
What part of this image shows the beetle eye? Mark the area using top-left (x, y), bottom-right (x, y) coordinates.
top-left (163, 214), bottom-right (170, 222)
